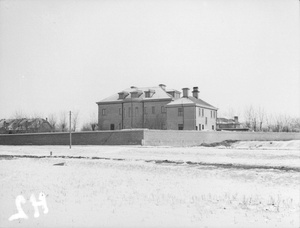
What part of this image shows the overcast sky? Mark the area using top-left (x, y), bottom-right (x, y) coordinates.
top-left (0, 0), bottom-right (299, 127)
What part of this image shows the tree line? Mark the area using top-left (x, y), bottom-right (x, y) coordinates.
top-left (10, 110), bottom-right (98, 132)
top-left (220, 106), bottom-right (300, 132)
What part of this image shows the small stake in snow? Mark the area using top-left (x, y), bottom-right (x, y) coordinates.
top-left (69, 111), bottom-right (72, 149)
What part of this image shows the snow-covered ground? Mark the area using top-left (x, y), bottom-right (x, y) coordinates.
top-left (0, 141), bottom-right (299, 227)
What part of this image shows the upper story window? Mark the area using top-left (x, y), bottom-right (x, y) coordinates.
top-left (102, 109), bottom-right (106, 116)
top-left (205, 117), bottom-right (208, 125)
top-left (178, 107), bottom-right (183, 116)
top-left (211, 110), bottom-right (213, 118)
top-left (135, 107), bottom-right (139, 116)
top-left (161, 106), bottom-right (166, 113)
top-left (118, 91), bottom-right (129, 99)
top-left (202, 109), bottom-right (204, 117)
top-left (198, 108), bottom-right (201, 117)
top-left (144, 89), bottom-right (155, 98)
top-left (131, 90), bottom-right (143, 99)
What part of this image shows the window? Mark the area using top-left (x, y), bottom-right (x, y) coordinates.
top-left (205, 117), bottom-right (208, 125)
top-left (211, 110), bottom-right (213, 118)
top-left (178, 107), bottom-right (183, 116)
top-left (145, 92), bottom-right (150, 98)
top-left (128, 107), bottom-right (131, 117)
top-left (178, 124), bottom-right (183, 130)
top-left (196, 126), bottom-right (198, 130)
top-left (161, 106), bottom-right (166, 113)
top-left (110, 124), bottom-right (114, 130)
top-left (152, 106), bottom-right (155, 114)
top-left (119, 108), bottom-right (122, 115)
top-left (102, 109), bottom-right (106, 116)
top-left (199, 124), bottom-right (201, 131)
top-left (202, 124), bottom-right (204, 130)
top-left (213, 111), bottom-right (216, 118)
top-left (202, 109), bottom-right (204, 117)
top-left (135, 107), bottom-right (139, 116)
top-left (199, 108), bottom-right (201, 116)
top-left (212, 125), bottom-right (214, 130)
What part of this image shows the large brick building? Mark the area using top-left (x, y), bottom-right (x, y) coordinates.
top-left (96, 84), bottom-right (218, 131)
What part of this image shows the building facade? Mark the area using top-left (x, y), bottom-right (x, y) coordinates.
top-left (96, 84), bottom-right (218, 131)
top-left (166, 87), bottom-right (218, 130)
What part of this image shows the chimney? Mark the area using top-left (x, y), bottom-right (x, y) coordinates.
top-left (182, 88), bottom-right (190, 98)
top-left (159, 84), bottom-right (166, 91)
top-left (192, 87), bottom-right (199, 99)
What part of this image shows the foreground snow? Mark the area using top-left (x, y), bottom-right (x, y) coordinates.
top-left (0, 141), bottom-right (299, 227)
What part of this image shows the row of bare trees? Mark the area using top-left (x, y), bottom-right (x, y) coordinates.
top-left (219, 106), bottom-right (300, 132)
top-left (11, 110), bottom-right (98, 132)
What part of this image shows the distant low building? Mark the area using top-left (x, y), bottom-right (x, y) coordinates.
top-left (216, 116), bottom-right (249, 131)
top-left (0, 118), bottom-right (53, 134)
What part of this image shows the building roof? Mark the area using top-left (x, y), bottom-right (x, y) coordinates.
top-left (217, 118), bottom-right (238, 124)
top-left (0, 118), bottom-right (52, 131)
top-left (97, 85), bottom-right (175, 103)
top-left (166, 96), bottom-right (217, 110)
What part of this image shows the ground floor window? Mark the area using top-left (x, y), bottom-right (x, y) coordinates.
top-left (110, 124), bottom-right (114, 130)
top-left (212, 125), bottom-right (214, 130)
top-left (178, 124), bottom-right (183, 130)
top-left (202, 124), bottom-right (204, 130)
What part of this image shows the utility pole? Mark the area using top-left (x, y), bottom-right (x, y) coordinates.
top-left (69, 111), bottom-right (72, 149)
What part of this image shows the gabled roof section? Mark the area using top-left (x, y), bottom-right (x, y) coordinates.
top-left (166, 96), bottom-right (217, 110)
top-left (97, 86), bottom-right (174, 103)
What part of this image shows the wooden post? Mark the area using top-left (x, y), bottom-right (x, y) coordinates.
top-left (69, 111), bottom-right (72, 149)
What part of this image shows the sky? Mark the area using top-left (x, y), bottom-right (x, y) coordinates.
top-left (0, 0), bottom-right (299, 128)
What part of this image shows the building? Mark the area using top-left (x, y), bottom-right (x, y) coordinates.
top-left (96, 84), bottom-right (218, 131)
top-left (216, 116), bottom-right (249, 131)
top-left (0, 118), bottom-right (53, 134)
top-left (166, 87), bottom-right (218, 130)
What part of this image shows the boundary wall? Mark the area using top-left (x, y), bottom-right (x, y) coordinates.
top-left (0, 129), bottom-right (299, 146)
top-left (143, 130), bottom-right (300, 146)
top-left (0, 130), bottom-right (144, 145)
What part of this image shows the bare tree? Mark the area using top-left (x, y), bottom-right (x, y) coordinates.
top-left (58, 112), bottom-right (68, 132)
top-left (48, 113), bottom-right (57, 132)
top-left (81, 123), bottom-right (92, 131)
top-left (257, 106), bottom-right (265, 131)
top-left (89, 112), bottom-right (98, 131)
top-left (244, 105), bottom-right (255, 130)
top-left (13, 109), bottom-right (27, 119)
top-left (72, 110), bottom-right (79, 132)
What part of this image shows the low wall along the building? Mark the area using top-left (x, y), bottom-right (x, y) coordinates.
top-left (143, 130), bottom-right (300, 146)
top-left (0, 130), bottom-right (144, 146)
top-left (0, 129), bottom-right (299, 146)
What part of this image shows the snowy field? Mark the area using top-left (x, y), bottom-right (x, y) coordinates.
top-left (0, 141), bottom-right (299, 228)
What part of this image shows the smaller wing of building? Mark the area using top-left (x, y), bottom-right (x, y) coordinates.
top-left (166, 87), bottom-right (218, 131)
